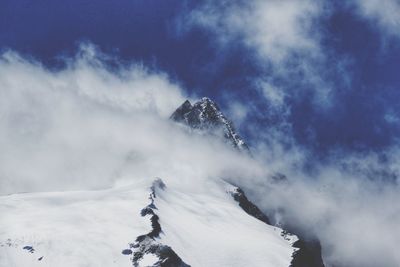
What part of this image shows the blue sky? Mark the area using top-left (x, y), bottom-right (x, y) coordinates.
top-left (1, 0), bottom-right (400, 158)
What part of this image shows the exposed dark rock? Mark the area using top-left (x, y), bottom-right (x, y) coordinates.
top-left (229, 187), bottom-right (271, 225)
top-left (125, 178), bottom-right (190, 267)
top-left (153, 245), bottom-right (190, 267)
top-left (131, 241), bottom-right (190, 267)
top-left (170, 100), bottom-right (192, 123)
top-left (135, 214), bottom-right (161, 241)
top-left (141, 206), bottom-right (155, 216)
top-left (150, 178), bottom-right (166, 197)
top-left (122, 249), bottom-right (133, 255)
top-left (228, 184), bottom-right (325, 267)
top-left (22, 245), bottom-right (34, 253)
top-left (38, 256), bottom-right (43, 261)
top-left (170, 97), bottom-right (249, 152)
top-left (290, 239), bottom-right (325, 267)
top-left (270, 172), bottom-right (288, 183)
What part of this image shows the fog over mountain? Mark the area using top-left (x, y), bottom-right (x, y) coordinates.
top-left (1, 1), bottom-right (400, 266)
top-left (0, 48), bottom-right (399, 267)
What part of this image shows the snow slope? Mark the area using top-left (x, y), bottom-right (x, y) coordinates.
top-left (0, 179), bottom-right (151, 267)
top-left (0, 177), bottom-right (297, 267)
top-left (0, 97), bottom-right (304, 267)
top-left (155, 180), bottom-right (297, 267)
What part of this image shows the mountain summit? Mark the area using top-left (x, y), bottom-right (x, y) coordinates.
top-left (170, 97), bottom-right (249, 151)
top-left (0, 96), bottom-right (324, 267)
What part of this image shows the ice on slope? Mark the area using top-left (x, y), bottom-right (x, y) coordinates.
top-left (0, 178), bottom-right (297, 267)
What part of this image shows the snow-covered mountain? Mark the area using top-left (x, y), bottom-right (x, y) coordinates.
top-left (0, 178), bottom-right (297, 267)
top-left (0, 98), bottom-right (324, 267)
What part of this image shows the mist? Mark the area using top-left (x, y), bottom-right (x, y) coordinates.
top-left (233, 144), bottom-right (400, 267)
top-left (0, 46), bottom-right (265, 195)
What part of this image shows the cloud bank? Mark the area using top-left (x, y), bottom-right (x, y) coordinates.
top-left (0, 45), bottom-right (264, 195)
top-left (239, 147), bottom-right (400, 267)
top-left (1, 44), bottom-right (399, 267)
top-left (182, 2), bottom-right (400, 266)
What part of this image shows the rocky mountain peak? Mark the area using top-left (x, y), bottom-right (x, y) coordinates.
top-left (170, 97), bottom-right (249, 152)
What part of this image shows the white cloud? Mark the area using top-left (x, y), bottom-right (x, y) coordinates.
top-left (351, 0), bottom-right (400, 37)
top-left (1, 44), bottom-right (399, 267)
top-left (0, 46), bottom-right (264, 195)
top-left (260, 81), bottom-right (286, 108)
top-left (185, 0), bottom-right (335, 111)
top-left (189, 0), bottom-right (323, 63)
top-left (226, 101), bottom-right (250, 127)
top-left (236, 146), bottom-right (400, 267)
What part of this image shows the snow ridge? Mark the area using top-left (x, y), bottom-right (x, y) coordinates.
top-left (228, 186), bottom-right (271, 225)
top-left (124, 179), bottom-right (190, 267)
top-left (170, 97), bottom-right (249, 152)
top-left (171, 97), bottom-right (325, 267)
top-left (226, 183), bottom-right (325, 267)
